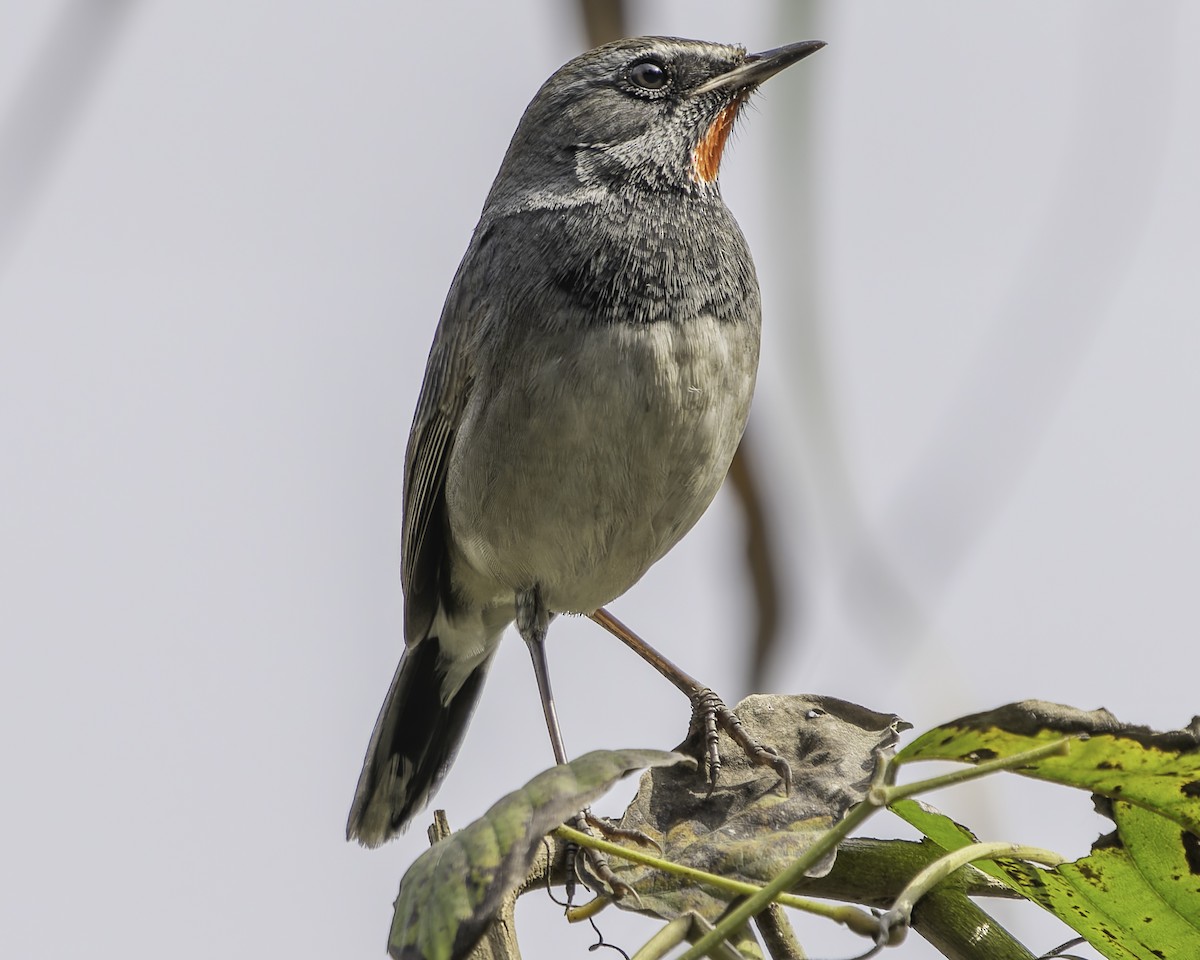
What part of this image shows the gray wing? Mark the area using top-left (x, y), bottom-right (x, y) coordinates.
top-left (400, 248), bottom-right (486, 645)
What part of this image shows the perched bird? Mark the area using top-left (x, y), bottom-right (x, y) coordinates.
top-left (348, 36), bottom-right (824, 847)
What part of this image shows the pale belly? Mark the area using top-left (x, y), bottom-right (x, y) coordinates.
top-left (445, 315), bottom-right (759, 614)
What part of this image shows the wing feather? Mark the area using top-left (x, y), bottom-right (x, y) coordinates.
top-left (400, 255), bottom-right (485, 645)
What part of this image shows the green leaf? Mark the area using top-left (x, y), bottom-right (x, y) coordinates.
top-left (387, 748), bottom-right (685, 960)
top-left (897, 700), bottom-right (1200, 836)
top-left (1114, 798), bottom-right (1200, 923)
top-left (893, 797), bottom-right (1200, 960)
top-left (894, 704), bottom-right (1200, 958)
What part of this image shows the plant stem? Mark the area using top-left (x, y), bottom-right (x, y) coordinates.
top-left (877, 842), bottom-right (1065, 946)
top-left (679, 738), bottom-right (1074, 960)
top-left (555, 825), bottom-right (878, 936)
top-left (886, 737), bottom-right (1072, 803)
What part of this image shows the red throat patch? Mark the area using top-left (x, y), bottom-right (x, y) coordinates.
top-left (690, 94), bottom-right (747, 184)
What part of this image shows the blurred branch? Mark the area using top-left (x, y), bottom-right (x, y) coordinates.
top-left (760, 1), bottom-right (908, 670)
top-left (728, 430), bottom-right (783, 689)
top-left (0, 0), bottom-right (141, 274)
top-left (579, 0), bottom-right (625, 45)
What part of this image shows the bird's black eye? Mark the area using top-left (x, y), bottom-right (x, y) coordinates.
top-left (628, 58), bottom-right (669, 92)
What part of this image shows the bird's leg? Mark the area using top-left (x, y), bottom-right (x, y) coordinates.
top-left (515, 586), bottom-right (567, 764)
top-left (515, 587), bottom-right (634, 901)
top-left (589, 606), bottom-right (792, 793)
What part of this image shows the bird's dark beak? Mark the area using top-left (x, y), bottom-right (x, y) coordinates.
top-left (692, 40), bottom-right (826, 96)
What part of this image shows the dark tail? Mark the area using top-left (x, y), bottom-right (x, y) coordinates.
top-left (346, 633), bottom-right (495, 846)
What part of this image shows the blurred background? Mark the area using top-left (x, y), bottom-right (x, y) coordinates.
top-left (2, 2), bottom-right (1197, 958)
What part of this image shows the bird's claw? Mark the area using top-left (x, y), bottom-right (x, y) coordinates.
top-left (689, 687), bottom-right (793, 794)
top-left (583, 811), bottom-right (660, 851)
top-left (565, 810), bottom-right (642, 905)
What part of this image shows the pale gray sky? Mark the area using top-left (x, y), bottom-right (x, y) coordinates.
top-left (2, 3), bottom-right (1197, 958)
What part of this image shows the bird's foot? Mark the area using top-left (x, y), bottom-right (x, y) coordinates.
top-left (581, 810), bottom-right (659, 851)
top-left (689, 687), bottom-right (793, 794)
top-left (564, 809), bottom-right (648, 904)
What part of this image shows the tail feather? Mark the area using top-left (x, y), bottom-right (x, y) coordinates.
top-left (347, 633), bottom-right (495, 846)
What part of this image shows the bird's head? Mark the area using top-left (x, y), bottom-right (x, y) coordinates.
top-left (486, 36), bottom-right (825, 209)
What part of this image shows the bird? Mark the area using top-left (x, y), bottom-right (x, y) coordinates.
top-left (347, 35), bottom-right (824, 848)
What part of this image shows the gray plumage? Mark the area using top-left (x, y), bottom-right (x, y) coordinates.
top-left (348, 36), bottom-right (822, 847)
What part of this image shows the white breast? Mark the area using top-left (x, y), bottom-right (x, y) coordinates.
top-left (446, 314), bottom-right (759, 614)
